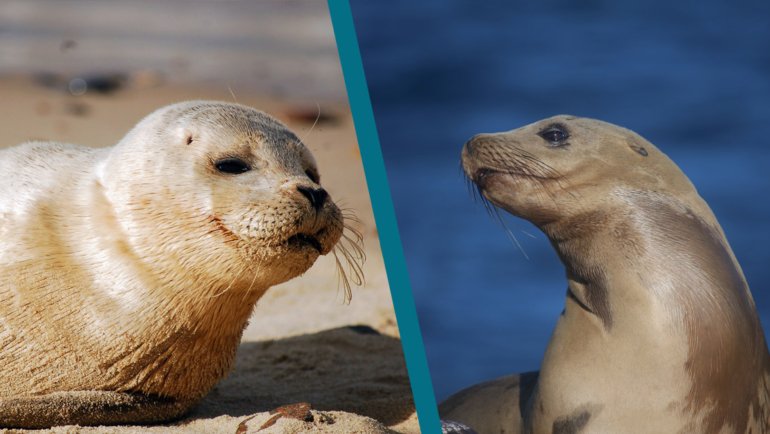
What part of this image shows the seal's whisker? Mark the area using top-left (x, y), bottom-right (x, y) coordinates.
top-left (326, 210), bottom-right (366, 304)
top-left (332, 249), bottom-right (353, 304)
top-left (241, 261), bottom-right (262, 304)
top-left (227, 84), bottom-right (239, 103)
top-left (297, 102), bottom-right (322, 145)
top-left (339, 221), bottom-right (366, 271)
top-left (340, 228), bottom-right (366, 260)
top-left (336, 239), bottom-right (365, 285)
top-left (340, 211), bottom-right (363, 225)
top-left (207, 261), bottom-right (250, 299)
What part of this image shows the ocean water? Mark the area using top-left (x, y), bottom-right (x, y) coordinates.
top-left (351, 0), bottom-right (770, 401)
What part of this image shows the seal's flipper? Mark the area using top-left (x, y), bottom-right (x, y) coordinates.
top-left (0, 391), bottom-right (193, 429)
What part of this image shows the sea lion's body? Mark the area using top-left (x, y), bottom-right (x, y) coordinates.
top-left (441, 116), bottom-right (770, 434)
top-left (0, 101), bottom-right (345, 428)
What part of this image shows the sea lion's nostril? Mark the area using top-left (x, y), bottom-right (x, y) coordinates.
top-left (297, 185), bottom-right (328, 211)
top-left (464, 135), bottom-right (482, 156)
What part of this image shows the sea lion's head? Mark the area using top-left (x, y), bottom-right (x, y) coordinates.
top-left (461, 115), bottom-right (695, 227)
top-left (102, 101), bottom-right (351, 291)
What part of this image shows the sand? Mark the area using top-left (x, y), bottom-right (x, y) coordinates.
top-left (0, 76), bottom-right (419, 434)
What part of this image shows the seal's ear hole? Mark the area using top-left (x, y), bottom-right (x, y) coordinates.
top-left (629, 143), bottom-right (648, 157)
top-left (215, 157), bottom-right (251, 174)
top-left (186, 135), bottom-right (194, 145)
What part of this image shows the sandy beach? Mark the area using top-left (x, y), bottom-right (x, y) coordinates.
top-left (0, 75), bottom-right (418, 433)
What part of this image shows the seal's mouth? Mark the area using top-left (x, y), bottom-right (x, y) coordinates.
top-left (287, 232), bottom-right (323, 253)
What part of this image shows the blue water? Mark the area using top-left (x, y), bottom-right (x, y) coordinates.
top-left (350, 0), bottom-right (770, 401)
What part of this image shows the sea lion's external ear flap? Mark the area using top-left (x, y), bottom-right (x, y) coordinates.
top-left (628, 139), bottom-right (648, 157)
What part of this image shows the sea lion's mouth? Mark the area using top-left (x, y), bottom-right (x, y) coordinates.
top-left (473, 167), bottom-right (555, 188)
top-left (287, 232), bottom-right (323, 253)
top-left (472, 168), bottom-right (503, 188)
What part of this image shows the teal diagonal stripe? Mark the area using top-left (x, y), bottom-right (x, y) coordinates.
top-left (327, 1), bottom-right (441, 433)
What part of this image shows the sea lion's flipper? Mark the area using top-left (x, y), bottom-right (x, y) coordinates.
top-left (439, 371), bottom-right (538, 434)
top-left (0, 391), bottom-right (192, 428)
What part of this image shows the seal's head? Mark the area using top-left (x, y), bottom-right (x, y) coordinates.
top-left (461, 115), bottom-right (696, 227)
top-left (101, 101), bottom-right (345, 291)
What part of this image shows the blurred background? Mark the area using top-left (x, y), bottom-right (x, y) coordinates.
top-left (0, 0), bottom-right (343, 101)
top-left (351, 0), bottom-right (770, 401)
top-left (0, 0), bottom-right (350, 147)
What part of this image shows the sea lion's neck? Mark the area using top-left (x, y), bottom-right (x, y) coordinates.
top-left (534, 193), bottom-right (769, 433)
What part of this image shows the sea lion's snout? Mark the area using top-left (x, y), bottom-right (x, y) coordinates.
top-left (462, 134), bottom-right (508, 191)
top-left (461, 134), bottom-right (487, 180)
top-left (462, 133), bottom-right (495, 160)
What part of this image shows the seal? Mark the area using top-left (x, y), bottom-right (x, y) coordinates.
top-left (0, 101), bottom-right (362, 428)
top-left (441, 115), bottom-right (770, 434)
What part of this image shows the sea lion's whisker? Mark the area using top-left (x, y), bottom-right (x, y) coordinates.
top-left (491, 206), bottom-right (529, 260)
top-left (517, 152), bottom-right (578, 200)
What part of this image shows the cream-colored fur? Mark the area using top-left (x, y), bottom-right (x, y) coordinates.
top-left (442, 116), bottom-right (770, 434)
top-left (0, 101), bottom-right (347, 428)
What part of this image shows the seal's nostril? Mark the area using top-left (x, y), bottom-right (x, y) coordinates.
top-left (297, 185), bottom-right (328, 211)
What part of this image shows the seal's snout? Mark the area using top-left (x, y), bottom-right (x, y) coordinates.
top-left (297, 185), bottom-right (328, 211)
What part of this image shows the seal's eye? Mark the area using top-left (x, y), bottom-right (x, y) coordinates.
top-left (305, 168), bottom-right (320, 184)
top-left (215, 158), bottom-right (251, 174)
top-left (538, 124), bottom-right (569, 146)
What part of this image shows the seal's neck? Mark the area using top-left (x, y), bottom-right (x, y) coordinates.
top-left (534, 193), bottom-right (769, 433)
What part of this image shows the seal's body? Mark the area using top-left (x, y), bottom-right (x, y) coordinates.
top-left (0, 101), bottom-right (344, 428)
top-left (442, 116), bottom-right (770, 434)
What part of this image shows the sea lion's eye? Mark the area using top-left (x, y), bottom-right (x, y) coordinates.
top-left (305, 169), bottom-right (320, 184)
top-left (538, 124), bottom-right (569, 146)
top-left (215, 158), bottom-right (251, 174)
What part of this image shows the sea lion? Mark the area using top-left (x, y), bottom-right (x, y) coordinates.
top-left (441, 115), bottom-right (770, 434)
top-left (0, 101), bottom-right (361, 428)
